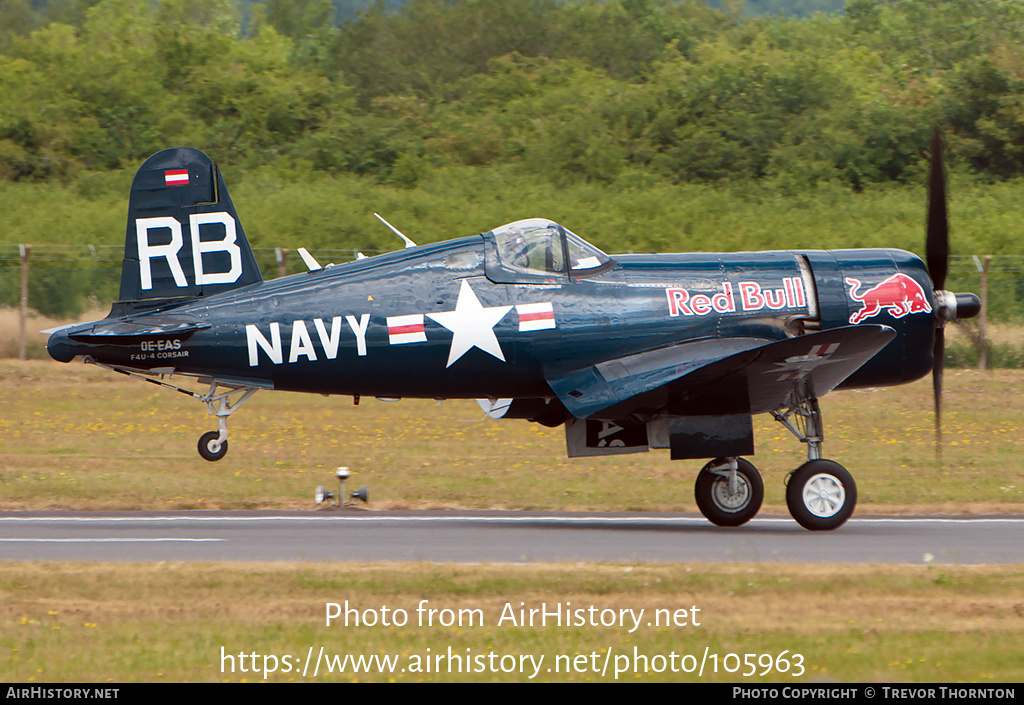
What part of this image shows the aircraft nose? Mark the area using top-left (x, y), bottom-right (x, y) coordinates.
top-left (46, 330), bottom-right (76, 363)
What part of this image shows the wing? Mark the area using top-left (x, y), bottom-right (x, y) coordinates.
top-left (546, 325), bottom-right (896, 420)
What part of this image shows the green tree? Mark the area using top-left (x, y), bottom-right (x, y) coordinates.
top-left (943, 54), bottom-right (1024, 177)
top-left (0, 0), bottom-right (37, 52)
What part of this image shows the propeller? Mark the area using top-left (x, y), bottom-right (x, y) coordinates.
top-left (927, 128), bottom-right (948, 449)
top-left (925, 128), bottom-right (981, 451)
top-left (927, 128), bottom-right (949, 293)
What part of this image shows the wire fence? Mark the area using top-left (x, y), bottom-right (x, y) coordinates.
top-left (0, 245), bottom-right (387, 277)
top-left (1, 245), bottom-right (1019, 318)
top-left (2, 244), bottom-right (1021, 365)
top-left (0, 245), bottom-right (390, 318)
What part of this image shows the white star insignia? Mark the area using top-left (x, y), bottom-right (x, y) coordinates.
top-left (427, 280), bottom-right (512, 368)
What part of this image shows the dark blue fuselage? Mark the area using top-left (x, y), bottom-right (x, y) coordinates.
top-left (48, 234), bottom-right (936, 413)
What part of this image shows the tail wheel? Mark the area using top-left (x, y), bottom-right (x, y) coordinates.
top-left (694, 458), bottom-right (764, 527)
top-left (786, 459), bottom-right (856, 531)
top-left (198, 431), bottom-right (228, 462)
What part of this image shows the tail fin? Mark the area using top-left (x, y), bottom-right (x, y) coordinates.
top-left (118, 147), bottom-right (263, 304)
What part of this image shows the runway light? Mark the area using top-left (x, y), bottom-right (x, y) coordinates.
top-left (313, 467), bottom-right (368, 508)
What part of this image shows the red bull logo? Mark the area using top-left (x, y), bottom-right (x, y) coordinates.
top-left (845, 274), bottom-right (932, 325)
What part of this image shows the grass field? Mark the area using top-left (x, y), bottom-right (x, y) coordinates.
top-left (1, 562), bottom-right (1023, 683)
top-left (2, 359), bottom-right (1023, 683)
top-left (1, 359), bottom-right (1022, 513)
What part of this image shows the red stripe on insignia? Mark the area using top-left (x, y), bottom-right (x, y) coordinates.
top-left (389, 324), bottom-right (424, 335)
top-left (165, 169), bottom-right (189, 186)
top-left (519, 311), bottom-right (554, 322)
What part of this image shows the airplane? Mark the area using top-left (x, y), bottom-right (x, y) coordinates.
top-left (45, 134), bottom-right (980, 531)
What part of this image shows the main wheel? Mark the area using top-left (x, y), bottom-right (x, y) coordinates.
top-left (694, 458), bottom-right (764, 527)
top-left (198, 431), bottom-right (228, 462)
top-left (786, 459), bottom-right (856, 531)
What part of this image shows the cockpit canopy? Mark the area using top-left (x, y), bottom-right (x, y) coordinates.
top-left (488, 219), bottom-right (614, 280)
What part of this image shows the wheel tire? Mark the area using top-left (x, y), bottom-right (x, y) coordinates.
top-left (786, 459), bottom-right (857, 531)
top-left (694, 458), bottom-right (764, 527)
top-left (198, 431), bottom-right (228, 462)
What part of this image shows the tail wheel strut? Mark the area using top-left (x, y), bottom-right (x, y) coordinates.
top-left (83, 359), bottom-right (258, 461)
top-left (196, 382), bottom-right (258, 462)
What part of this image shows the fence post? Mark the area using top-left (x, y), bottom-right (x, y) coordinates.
top-left (275, 248), bottom-right (289, 279)
top-left (19, 244), bottom-right (31, 361)
top-left (977, 255), bottom-right (991, 371)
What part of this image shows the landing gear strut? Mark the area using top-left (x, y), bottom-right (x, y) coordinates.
top-left (83, 359), bottom-right (258, 462)
top-left (771, 384), bottom-right (857, 531)
top-left (194, 382), bottom-right (258, 462)
top-left (692, 385), bottom-right (858, 531)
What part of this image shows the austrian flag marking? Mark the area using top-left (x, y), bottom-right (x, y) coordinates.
top-left (516, 302), bottom-right (556, 331)
top-left (387, 314), bottom-right (426, 345)
top-left (164, 169), bottom-right (189, 186)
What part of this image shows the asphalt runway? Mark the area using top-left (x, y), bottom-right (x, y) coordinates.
top-left (1, 510), bottom-right (1022, 564)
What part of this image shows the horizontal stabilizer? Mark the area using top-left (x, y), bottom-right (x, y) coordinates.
top-left (67, 316), bottom-right (210, 342)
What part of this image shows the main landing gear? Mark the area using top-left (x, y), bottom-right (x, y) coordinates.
top-left (692, 391), bottom-right (857, 531)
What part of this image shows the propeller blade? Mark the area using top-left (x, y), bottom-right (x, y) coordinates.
top-left (927, 128), bottom-right (949, 291)
top-left (932, 326), bottom-right (944, 452)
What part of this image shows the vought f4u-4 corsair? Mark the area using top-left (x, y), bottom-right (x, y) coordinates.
top-left (46, 138), bottom-right (980, 530)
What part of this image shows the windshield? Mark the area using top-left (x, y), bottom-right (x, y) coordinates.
top-left (490, 219), bottom-right (611, 277)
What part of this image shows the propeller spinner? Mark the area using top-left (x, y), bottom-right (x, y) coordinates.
top-left (926, 128), bottom-right (982, 447)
